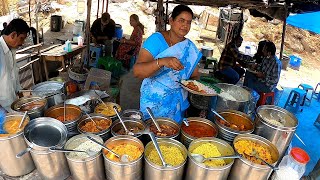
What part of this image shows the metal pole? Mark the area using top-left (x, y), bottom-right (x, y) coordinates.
top-left (97, 0), bottom-right (100, 19)
top-left (86, 0), bottom-right (92, 67)
top-left (279, 5), bottom-right (288, 61)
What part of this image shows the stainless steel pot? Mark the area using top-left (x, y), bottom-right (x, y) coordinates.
top-left (144, 138), bottom-right (188, 180)
top-left (186, 137), bottom-right (235, 180)
top-left (209, 83), bottom-right (251, 117)
top-left (213, 110), bottom-right (254, 143)
top-left (31, 149), bottom-right (70, 180)
top-left (77, 113), bottom-right (112, 141)
top-left (121, 109), bottom-right (144, 121)
top-left (180, 117), bottom-right (218, 148)
top-left (45, 104), bottom-right (82, 134)
top-left (111, 118), bottom-right (146, 139)
top-left (145, 117), bottom-right (180, 140)
top-left (11, 96), bottom-right (48, 119)
top-left (32, 81), bottom-right (65, 108)
top-left (201, 46), bottom-right (213, 57)
top-left (0, 113), bottom-right (35, 177)
top-left (103, 135), bottom-right (144, 180)
top-left (65, 134), bottom-right (105, 180)
top-left (254, 105), bottom-right (298, 158)
top-left (23, 117), bottom-right (70, 180)
top-left (228, 134), bottom-right (279, 180)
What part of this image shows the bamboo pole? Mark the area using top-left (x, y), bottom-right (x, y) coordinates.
top-left (279, 5), bottom-right (288, 61)
top-left (97, 0), bottom-right (100, 19)
top-left (102, 0), bottom-right (105, 14)
top-left (85, 0), bottom-right (92, 67)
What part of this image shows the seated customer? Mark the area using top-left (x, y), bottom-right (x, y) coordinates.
top-left (90, 12), bottom-right (116, 56)
top-left (217, 35), bottom-right (252, 84)
top-left (243, 41), bottom-right (280, 93)
top-left (115, 14), bottom-right (144, 69)
top-left (253, 40), bottom-right (268, 64)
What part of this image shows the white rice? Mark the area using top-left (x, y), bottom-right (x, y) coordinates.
top-left (67, 140), bottom-right (102, 159)
top-left (219, 92), bottom-right (237, 101)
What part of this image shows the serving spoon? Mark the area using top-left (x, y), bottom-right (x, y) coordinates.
top-left (83, 111), bottom-right (104, 131)
top-left (191, 153), bottom-right (242, 163)
top-left (49, 147), bottom-right (97, 157)
top-left (211, 109), bottom-right (240, 129)
top-left (113, 106), bottom-right (134, 136)
top-left (146, 107), bottom-right (162, 132)
top-left (86, 135), bottom-right (129, 162)
top-left (245, 149), bottom-right (279, 171)
top-left (18, 111), bottom-right (28, 129)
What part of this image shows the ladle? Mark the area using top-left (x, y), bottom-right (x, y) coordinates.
top-left (83, 111), bottom-right (104, 131)
top-left (18, 111), bottom-right (28, 129)
top-left (146, 107), bottom-right (162, 132)
top-left (113, 106), bottom-right (134, 136)
top-left (86, 135), bottom-right (129, 162)
top-left (246, 149), bottom-right (279, 171)
top-left (148, 132), bottom-right (171, 167)
top-left (211, 109), bottom-right (240, 129)
top-left (49, 147), bottom-right (97, 157)
top-left (191, 153), bottom-right (242, 163)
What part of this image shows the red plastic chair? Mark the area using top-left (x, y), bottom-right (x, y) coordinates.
top-left (256, 92), bottom-right (275, 107)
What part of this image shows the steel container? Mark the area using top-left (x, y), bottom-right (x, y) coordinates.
top-left (145, 117), bottom-right (180, 140)
top-left (186, 137), bottom-right (235, 180)
top-left (144, 138), bottom-right (188, 180)
top-left (180, 117), bottom-right (218, 148)
top-left (45, 104), bottom-right (82, 135)
top-left (94, 102), bottom-right (122, 121)
top-left (103, 135), bottom-right (144, 180)
top-left (65, 134), bottom-right (105, 180)
top-left (201, 46), bottom-right (213, 57)
top-left (32, 81), bottom-right (65, 107)
top-left (0, 113), bottom-right (35, 176)
top-left (11, 96), bottom-right (48, 119)
top-left (254, 105), bottom-right (298, 158)
top-left (77, 113), bottom-right (112, 141)
top-left (23, 117), bottom-right (70, 179)
top-left (228, 134), bottom-right (279, 180)
top-left (213, 110), bottom-right (254, 143)
top-left (111, 118), bottom-right (146, 140)
top-left (209, 83), bottom-right (251, 119)
top-left (121, 109), bottom-right (144, 121)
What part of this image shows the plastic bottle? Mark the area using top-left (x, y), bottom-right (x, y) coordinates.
top-left (78, 36), bottom-right (83, 46)
top-left (272, 147), bottom-right (310, 180)
top-left (245, 46), bottom-right (251, 55)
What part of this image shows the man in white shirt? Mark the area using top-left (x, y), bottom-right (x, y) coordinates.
top-left (0, 19), bottom-right (29, 110)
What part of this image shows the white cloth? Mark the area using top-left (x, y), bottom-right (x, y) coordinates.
top-left (0, 36), bottom-right (21, 109)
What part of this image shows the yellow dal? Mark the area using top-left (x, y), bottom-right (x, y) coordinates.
top-left (147, 144), bottom-right (185, 166)
top-left (234, 140), bottom-right (273, 165)
top-left (191, 143), bottom-right (226, 167)
top-left (95, 102), bottom-right (121, 117)
top-left (0, 117), bottom-right (29, 137)
top-left (105, 143), bottom-right (143, 162)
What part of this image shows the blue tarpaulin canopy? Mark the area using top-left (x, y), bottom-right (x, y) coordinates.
top-left (287, 11), bottom-right (320, 34)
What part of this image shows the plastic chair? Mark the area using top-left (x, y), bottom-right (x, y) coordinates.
top-left (89, 45), bottom-right (103, 67)
top-left (298, 83), bottom-right (314, 106)
top-left (313, 82), bottom-right (320, 102)
top-left (284, 88), bottom-right (307, 113)
top-left (256, 92), bottom-right (275, 107)
top-left (315, 113), bottom-right (320, 129)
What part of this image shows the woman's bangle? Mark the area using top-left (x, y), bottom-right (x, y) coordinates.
top-left (156, 58), bottom-right (161, 69)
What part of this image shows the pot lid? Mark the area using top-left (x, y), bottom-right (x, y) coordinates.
top-left (290, 147), bottom-right (310, 164)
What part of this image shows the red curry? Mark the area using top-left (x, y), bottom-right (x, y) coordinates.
top-left (182, 121), bottom-right (217, 138)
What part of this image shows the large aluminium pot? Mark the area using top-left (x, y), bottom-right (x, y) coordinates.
top-left (180, 117), bottom-right (218, 148)
top-left (254, 105), bottom-right (298, 158)
top-left (65, 134), bottom-right (105, 180)
top-left (185, 137), bottom-right (235, 180)
top-left (228, 134), bottom-right (279, 180)
top-left (0, 113), bottom-right (35, 177)
top-left (145, 117), bottom-right (180, 140)
top-left (11, 96), bottom-right (48, 119)
top-left (144, 138), bottom-right (188, 180)
top-left (208, 83), bottom-right (251, 119)
top-left (45, 104), bottom-right (82, 134)
top-left (32, 81), bottom-right (65, 108)
top-left (103, 135), bottom-right (144, 180)
top-left (23, 117), bottom-right (70, 180)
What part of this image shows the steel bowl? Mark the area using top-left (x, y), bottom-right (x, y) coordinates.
top-left (121, 109), bottom-right (144, 121)
top-left (228, 134), bottom-right (279, 180)
top-left (111, 118), bottom-right (146, 139)
top-left (32, 81), bottom-right (65, 108)
top-left (145, 117), bottom-right (180, 140)
top-left (201, 46), bottom-right (213, 57)
top-left (186, 137), bottom-right (235, 180)
top-left (180, 117), bottom-right (218, 148)
top-left (213, 110), bottom-right (254, 143)
top-left (77, 113), bottom-right (112, 141)
top-left (94, 102), bottom-right (122, 121)
top-left (11, 96), bottom-right (48, 120)
top-left (44, 104), bottom-right (82, 134)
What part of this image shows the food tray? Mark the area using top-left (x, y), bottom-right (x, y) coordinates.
top-left (180, 80), bottom-right (218, 97)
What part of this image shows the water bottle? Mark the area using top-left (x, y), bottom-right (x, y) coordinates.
top-left (78, 36), bottom-right (83, 46)
top-left (245, 46), bottom-right (251, 55)
top-left (64, 40), bottom-right (72, 52)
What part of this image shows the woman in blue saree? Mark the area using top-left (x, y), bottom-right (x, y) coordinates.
top-left (133, 5), bottom-right (202, 123)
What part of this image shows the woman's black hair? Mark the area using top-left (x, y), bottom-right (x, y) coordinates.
top-left (266, 41), bottom-right (276, 56)
top-left (171, 5), bottom-right (193, 20)
top-left (3, 18), bottom-right (29, 36)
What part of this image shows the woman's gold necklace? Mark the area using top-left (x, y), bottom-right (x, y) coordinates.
top-left (168, 31), bottom-right (173, 46)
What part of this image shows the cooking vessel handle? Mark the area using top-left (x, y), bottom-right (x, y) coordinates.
top-left (16, 147), bottom-right (32, 158)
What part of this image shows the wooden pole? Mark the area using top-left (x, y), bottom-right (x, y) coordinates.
top-left (106, 0), bottom-right (109, 13)
top-left (102, 0), bottom-right (105, 14)
top-left (29, 0), bottom-right (31, 26)
top-left (279, 5), bottom-right (288, 61)
top-left (86, 0), bottom-right (92, 67)
top-left (97, 0), bottom-right (100, 19)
